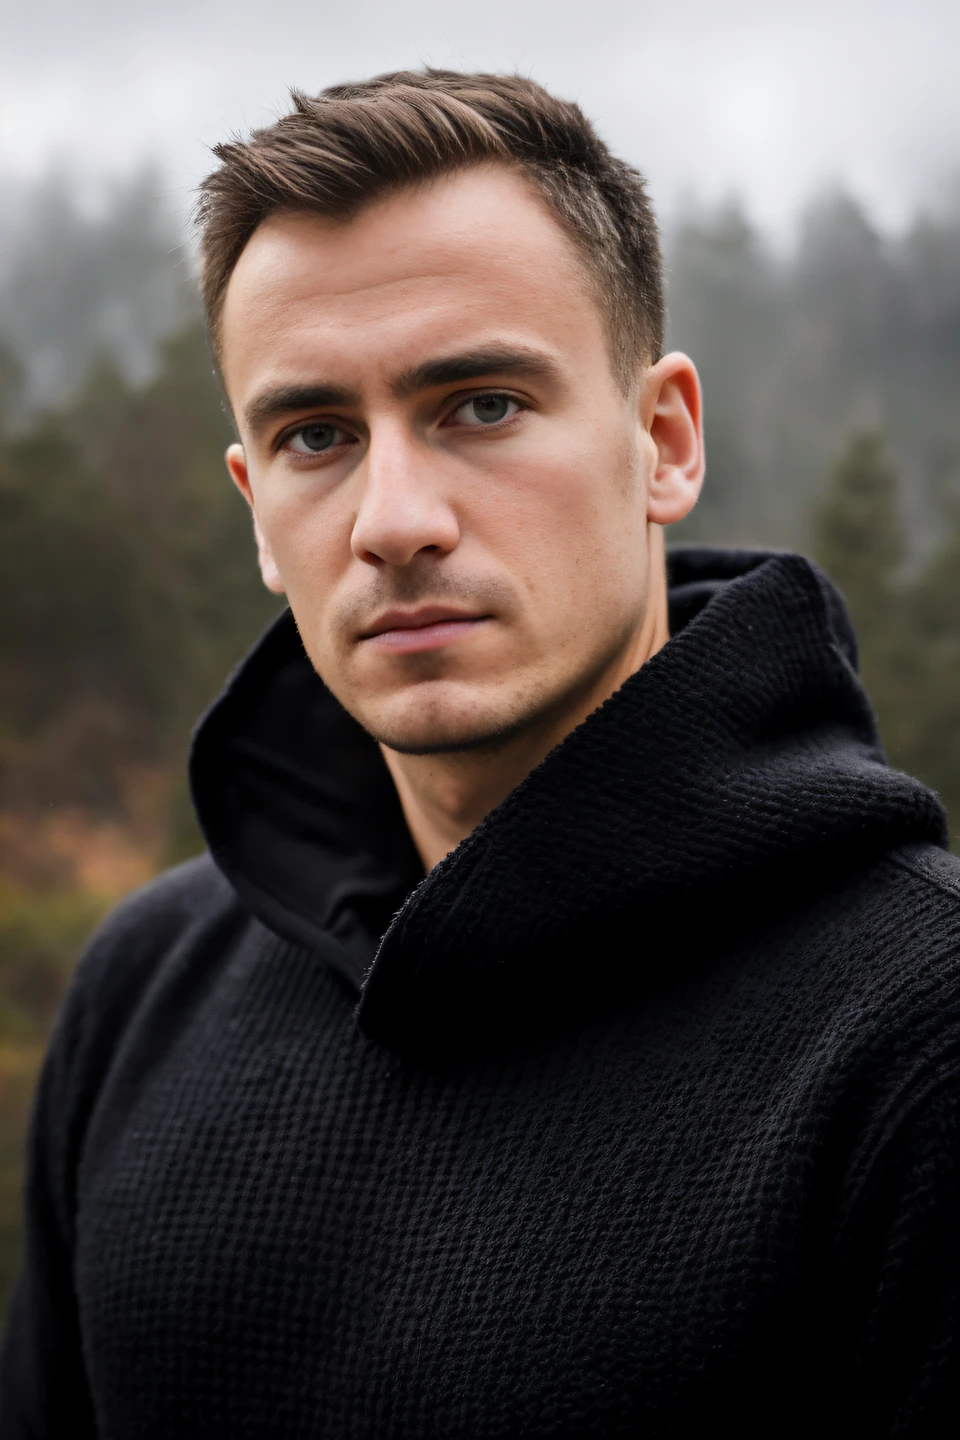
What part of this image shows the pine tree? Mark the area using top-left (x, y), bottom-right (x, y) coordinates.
top-left (813, 432), bottom-right (918, 769)
top-left (814, 433), bottom-right (901, 623)
top-left (902, 509), bottom-right (960, 845)
top-left (815, 431), bottom-right (960, 845)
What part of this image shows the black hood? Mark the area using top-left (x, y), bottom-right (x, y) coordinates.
top-left (191, 548), bottom-right (947, 1048)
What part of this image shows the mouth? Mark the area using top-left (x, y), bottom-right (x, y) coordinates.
top-left (360, 606), bottom-right (492, 655)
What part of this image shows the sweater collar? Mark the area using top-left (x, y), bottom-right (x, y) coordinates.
top-left (191, 548), bottom-right (946, 1049)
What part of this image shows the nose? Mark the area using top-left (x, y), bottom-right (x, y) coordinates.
top-left (350, 426), bottom-right (460, 568)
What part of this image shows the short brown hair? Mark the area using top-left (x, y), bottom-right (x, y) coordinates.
top-left (197, 69), bottom-right (664, 381)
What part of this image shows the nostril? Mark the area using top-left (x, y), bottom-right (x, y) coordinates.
top-left (350, 505), bottom-right (461, 568)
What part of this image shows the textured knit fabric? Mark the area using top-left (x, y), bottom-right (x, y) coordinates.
top-left (3, 547), bottom-right (960, 1438)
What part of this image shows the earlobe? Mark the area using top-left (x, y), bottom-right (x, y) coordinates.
top-left (643, 353), bottom-right (706, 528)
top-left (224, 442), bottom-right (287, 595)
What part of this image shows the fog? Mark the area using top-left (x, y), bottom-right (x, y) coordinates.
top-left (3, 0), bottom-right (959, 236)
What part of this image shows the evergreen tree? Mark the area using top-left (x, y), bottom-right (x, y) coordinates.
top-left (814, 431), bottom-right (960, 845)
top-left (667, 200), bottom-right (783, 545)
top-left (0, 344), bottom-right (22, 431)
top-left (901, 512), bottom-right (960, 843)
top-left (813, 433), bottom-right (915, 769)
top-left (814, 432), bottom-right (901, 623)
top-left (0, 320), bottom-right (278, 837)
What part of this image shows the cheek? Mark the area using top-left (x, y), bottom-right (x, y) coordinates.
top-left (469, 428), bottom-right (647, 613)
top-left (259, 488), bottom-right (350, 613)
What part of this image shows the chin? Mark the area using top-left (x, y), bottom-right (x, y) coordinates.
top-left (378, 728), bottom-right (509, 757)
top-left (356, 683), bottom-right (540, 757)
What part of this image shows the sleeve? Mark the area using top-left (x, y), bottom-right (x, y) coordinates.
top-left (840, 1066), bottom-right (960, 1437)
top-left (0, 993), bottom-right (99, 1437)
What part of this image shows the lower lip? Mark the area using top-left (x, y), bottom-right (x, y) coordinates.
top-left (364, 618), bottom-right (489, 654)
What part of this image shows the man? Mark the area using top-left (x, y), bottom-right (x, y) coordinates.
top-left (3, 69), bottom-right (959, 1437)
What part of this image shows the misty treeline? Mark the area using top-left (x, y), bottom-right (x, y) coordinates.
top-left (2, 167), bottom-right (960, 881)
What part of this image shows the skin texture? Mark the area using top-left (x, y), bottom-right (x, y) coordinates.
top-left (222, 165), bottom-right (705, 869)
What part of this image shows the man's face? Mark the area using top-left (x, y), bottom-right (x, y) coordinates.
top-left (221, 165), bottom-right (696, 753)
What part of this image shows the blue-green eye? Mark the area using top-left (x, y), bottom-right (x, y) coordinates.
top-left (452, 394), bottom-right (520, 426)
top-left (286, 422), bottom-right (351, 454)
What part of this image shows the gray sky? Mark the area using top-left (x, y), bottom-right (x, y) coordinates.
top-left (2, 0), bottom-right (959, 236)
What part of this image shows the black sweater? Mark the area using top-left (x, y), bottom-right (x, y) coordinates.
top-left (4, 548), bottom-right (960, 1437)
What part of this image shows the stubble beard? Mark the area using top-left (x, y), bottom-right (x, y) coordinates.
top-left (363, 685), bottom-right (554, 758)
top-left (322, 567), bottom-right (549, 757)
top-left (311, 565), bottom-right (648, 763)
top-left (355, 623), bottom-right (637, 762)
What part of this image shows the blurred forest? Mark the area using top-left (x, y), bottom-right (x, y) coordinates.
top-left (2, 169), bottom-right (960, 1311)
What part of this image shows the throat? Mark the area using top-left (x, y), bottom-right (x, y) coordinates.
top-left (380, 739), bottom-right (538, 871)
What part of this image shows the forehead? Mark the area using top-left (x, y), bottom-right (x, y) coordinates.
top-left (219, 165), bottom-right (607, 402)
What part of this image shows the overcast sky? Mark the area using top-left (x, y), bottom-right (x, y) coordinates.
top-left (2, 0), bottom-right (959, 237)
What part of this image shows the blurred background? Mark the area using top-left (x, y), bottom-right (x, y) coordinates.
top-left (2, 0), bottom-right (960, 1312)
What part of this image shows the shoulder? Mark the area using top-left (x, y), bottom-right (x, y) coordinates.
top-left (887, 840), bottom-right (960, 906)
top-left (801, 843), bottom-right (960, 1132)
top-left (52, 854), bottom-right (252, 1092)
top-left (866, 842), bottom-right (960, 1000)
top-left (85, 851), bottom-right (242, 952)
top-left (71, 853), bottom-right (244, 1004)
top-left (744, 845), bottom-right (960, 1111)
top-left (820, 841), bottom-right (960, 983)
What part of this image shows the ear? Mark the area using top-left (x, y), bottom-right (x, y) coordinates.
top-left (225, 443), bottom-right (286, 595)
top-left (639, 352), bottom-right (705, 526)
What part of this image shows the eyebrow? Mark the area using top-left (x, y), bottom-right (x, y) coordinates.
top-left (244, 383), bottom-right (360, 437)
top-left (390, 345), bottom-right (563, 397)
top-left (242, 345), bottom-right (562, 438)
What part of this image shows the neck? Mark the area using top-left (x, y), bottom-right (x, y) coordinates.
top-left (382, 528), bottom-right (670, 871)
